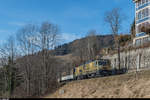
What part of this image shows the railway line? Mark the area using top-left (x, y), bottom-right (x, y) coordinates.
top-left (59, 67), bottom-right (150, 85)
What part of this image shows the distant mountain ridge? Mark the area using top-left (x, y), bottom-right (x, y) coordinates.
top-left (53, 34), bottom-right (114, 56)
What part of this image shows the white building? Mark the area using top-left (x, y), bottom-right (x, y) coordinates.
top-left (133, 0), bottom-right (150, 45)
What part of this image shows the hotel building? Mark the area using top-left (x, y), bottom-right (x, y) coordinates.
top-left (133, 0), bottom-right (150, 45)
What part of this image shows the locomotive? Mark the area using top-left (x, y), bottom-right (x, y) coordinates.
top-left (58, 59), bottom-right (127, 83)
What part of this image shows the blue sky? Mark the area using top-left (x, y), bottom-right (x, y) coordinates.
top-left (0, 0), bottom-right (135, 44)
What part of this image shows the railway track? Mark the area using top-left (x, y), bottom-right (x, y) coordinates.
top-left (59, 69), bottom-right (127, 84)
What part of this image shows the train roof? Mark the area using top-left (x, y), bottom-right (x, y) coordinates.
top-left (75, 59), bottom-right (110, 68)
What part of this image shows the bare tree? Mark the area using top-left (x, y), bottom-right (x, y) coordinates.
top-left (16, 24), bottom-right (39, 96)
top-left (17, 24), bottom-right (39, 56)
top-left (130, 19), bottom-right (136, 39)
top-left (15, 22), bottom-right (60, 96)
top-left (34, 21), bottom-right (60, 94)
top-left (0, 22), bottom-right (61, 97)
top-left (72, 38), bottom-right (87, 64)
top-left (86, 30), bottom-right (99, 60)
top-left (71, 30), bottom-right (100, 66)
top-left (0, 36), bottom-right (18, 97)
top-left (104, 8), bottom-right (125, 70)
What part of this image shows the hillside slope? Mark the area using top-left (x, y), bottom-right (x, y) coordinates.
top-left (45, 70), bottom-right (150, 98)
top-left (53, 34), bottom-right (114, 56)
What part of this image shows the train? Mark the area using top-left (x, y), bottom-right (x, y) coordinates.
top-left (58, 59), bottom-right (127, 83)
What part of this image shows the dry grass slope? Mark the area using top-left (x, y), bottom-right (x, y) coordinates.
top-left (45, 69), bottom-right (150, 98)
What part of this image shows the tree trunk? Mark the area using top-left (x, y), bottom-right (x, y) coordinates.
top-left (118, 40), bottom-right (121, 70)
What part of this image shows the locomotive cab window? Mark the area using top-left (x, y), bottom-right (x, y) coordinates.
top-left (73, 68), bottom-right (76, 73)
top-left (98, 60), bottom-right (108, 66)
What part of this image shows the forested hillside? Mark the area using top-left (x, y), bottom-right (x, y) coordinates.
top-left (53, 35), bottom-right (114, 56)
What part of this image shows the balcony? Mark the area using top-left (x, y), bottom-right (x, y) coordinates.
top-left (133, 32), bottom-right (150, 46)
top-left (136, 17), bottom-right (149, 24)
top-left (136, 32), bottom-right (147, 37)
top-left (136, 2), bottom-right (149, 11)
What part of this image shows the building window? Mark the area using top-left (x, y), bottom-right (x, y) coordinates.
top-left (138, 0), bottom-right (149, 8)
top-left (142, 0), bottom-right (145, 5)
top-left (148, 37), bottom-right (150, 41)
top-left (137, 8), bottom-right (149, 21)
top-left (136, 13), bottom-right (138, 20)
top-left (138, 24), bottom-right (142, 33)
top-left (136, 39), bottom-right (142, 46)
top-left (144, 37), bottom-right (148, 42)
top-left (145, 8), bottom-right (149, 16)
top-left (138, 11), bottom-right (142, 20)
top-left (142, 9), bottom-right (145, 18)
top-left (138, 0), bottom-right (142, 6)
top-left (137, 22), bottom-right (150, 33)
top-left (136, 2), bottom-right (138, 8)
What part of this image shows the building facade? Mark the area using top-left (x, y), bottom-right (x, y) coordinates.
top-left (133, 0), bottom-right (150, 45)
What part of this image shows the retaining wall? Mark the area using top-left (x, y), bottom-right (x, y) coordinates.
top-left (102, 47), bottom-right (150, 71)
